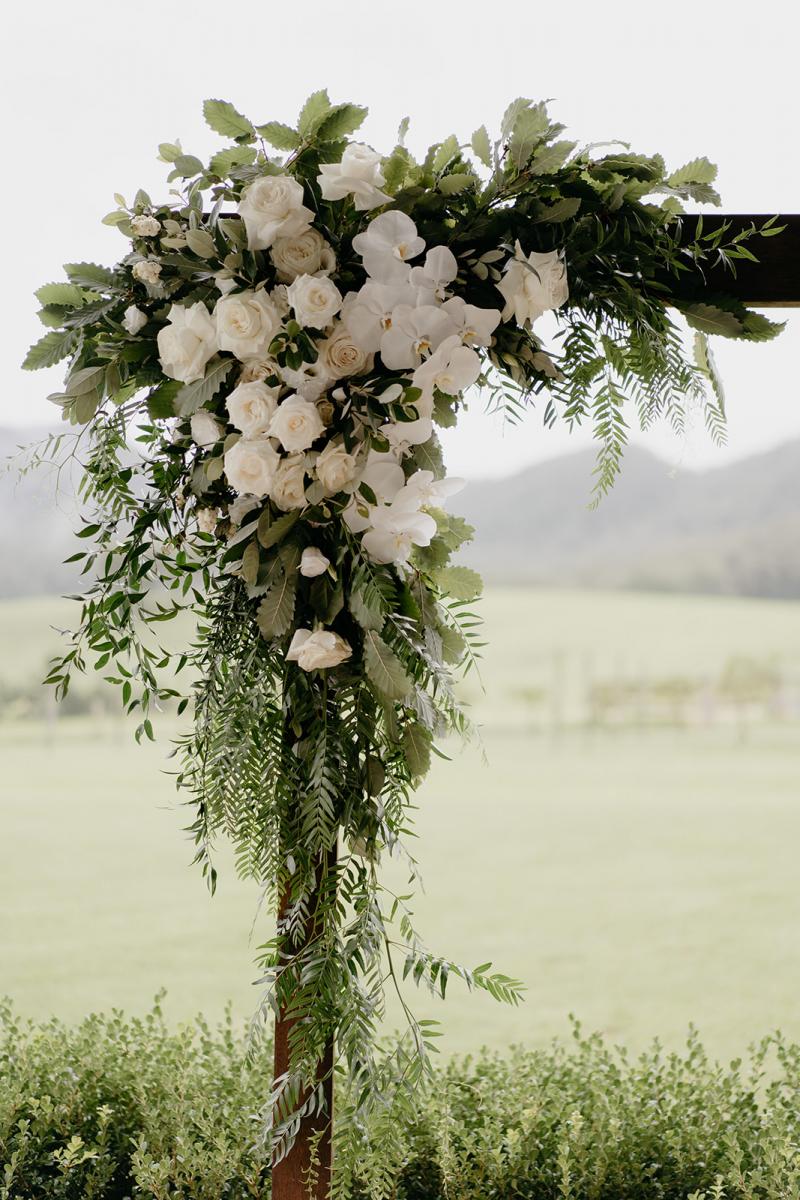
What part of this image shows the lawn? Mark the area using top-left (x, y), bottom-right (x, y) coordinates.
top-left (2, 587), bottom-right (800, 1059)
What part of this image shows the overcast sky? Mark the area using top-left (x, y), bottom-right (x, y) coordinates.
top-left (3, 0), bottom-right (797, 479)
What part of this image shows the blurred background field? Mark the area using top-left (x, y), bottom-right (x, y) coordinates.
top-left (3, 585), bottom-right (800, 1060)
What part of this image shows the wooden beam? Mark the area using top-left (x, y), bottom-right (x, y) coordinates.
top-left (675, 214), bottom-right (800, 307)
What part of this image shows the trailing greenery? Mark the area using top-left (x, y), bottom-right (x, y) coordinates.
top-left (5, 1001), bottom-right (800, 1200)
top-left (21, 89), bottom-right (782, 1166)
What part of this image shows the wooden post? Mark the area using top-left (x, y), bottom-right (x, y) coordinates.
top-left (272, 843), bottom-right (336, 1200)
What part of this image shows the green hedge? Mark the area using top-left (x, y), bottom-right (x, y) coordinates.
top-left (3, 999), bottom-right (800, 1199)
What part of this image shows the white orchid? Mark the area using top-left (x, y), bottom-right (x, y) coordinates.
top-left (441, 296), bottom-right (501, 347)
top-left (361, 505), bottom-right (437, 566)
top-left (352, 211), bottom-right (425, 282)
top-left (341, 281), bottom-right (415, 353)
top-left (360, 449), bottom-right (406, 503)
top-left (379, 304), bottom-right (455, 370)
top-left (379, 416), bottom-right (434, 454)
top-left (411, 334), bottom-right (482, 399)
top-left (409, 246), bottom-right (458, 304)
top-left (393, 469), bottom-right (465, 512)
top-left (317, 143), bottom-right (390, 211)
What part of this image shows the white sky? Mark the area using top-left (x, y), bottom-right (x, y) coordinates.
top-left (3, 0), bottom-right (798, 480)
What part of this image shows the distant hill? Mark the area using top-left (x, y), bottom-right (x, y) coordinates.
top-left (2, 426), bottom-right (799, 600)
top-left (457, 441), bottom-right (800, 599)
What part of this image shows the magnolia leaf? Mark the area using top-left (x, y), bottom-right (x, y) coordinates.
top-left (257, 508), bottom-right (299, 549)
top-left (471, 125), bottom-right (492, 167)
top-left (382, 145), bottom-right (413, 193)
top-left (316, 103), bottom-right (368, 141)
top-left (432, 394), bottom-right (457, 427)
top-left (203, 99), bottom-right (255, 141)
top-left (35, 283), bottom-right (89, 308)
top-left (530, 140), bottom-right (576, 175)
top-left (500, 97), bottom-right (531, 139)
top-left (533, 196), bottom-right (582, 224)
top-left (241, 539), bottom-right (260, 586)
top-left (298, 89), bottom-right (331, 137)
top-left (433, 565), bottom-right (483, 602)
top-left (63, 262), bottom-right (116, 290)
top-left (681, 304), bottom-right (744, 338)
top-left (184, 228), bottom-right (216, 258)
top-left (147, 380), bottom-right (182, 420)
top-left (432, 135), bottom-right (459, 175)
top-left (439, 173), bottom-right (477, 196)
top-left (175, 357), bottom-right (234, 417)
top-left (508, 104), bottom-right (549, 169)
top-left (363, 631), bottom-right (412, 701)
top-left (209, 145), bottom-right (257, 178)
top-left (257, 570), bottom-right (297, 639)
top-left (349, 580), bottom-right (385, 632)
top-left (411, 436), bottom-right (444, 476)
top-left (403, 722), bottom-right (432, 781)
top-left (667, 156), bottom-right (718, 187)
top-left (439, 624), bottom-right (467, 666)
top-left (255, 121), bottom-right (300, 150)
top-left (22, 328), bottom-right (78, 370)
top-left (741, 311), bottom-right (786, 342)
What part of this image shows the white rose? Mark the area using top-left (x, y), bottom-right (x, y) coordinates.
top-left (228, 494), bottom-right (261, 527)
top-left (132, 260), bottom-right (162, 285)
top-left (270, 228), bottom-right (336, 282)
top-left (300, 547), bottom-right (330, 578)
top-left (314, 438), bottom-right (359, 496)
top-left (317, 143), bottom-right (390, 212)
top-left (190, 410), bottom-right (224, 448)
top-left (271, 454), bottom-right (308, 511)
top-left (287, 274), bottom-right (343, 330)
top-left (122, 305), bottom-right (147, 335)
top-left (195, 507), bottom-right (218, 534)
top-left (286, 628), bottom-right (352, 671)
top-left (269, 394), bottom-right (325, 452)
top-left (238, 358), bottom-right (280, 384)
top-left (496, 242), bottom-right (569, 326)
top-left (131, 214), bottom-right (161, 237)
top-left (319, 324), bottom-right (374, 379)
top-left (224, 437), bottom-right (280, 497)
top-left (214, 290), bottom-right (282, 361)
top-left (237, 174), bottom-right (314, 250)
top-left (226, 380), bottom-right (280, 437)
top-left (157, 301), bottom-right (218, 384)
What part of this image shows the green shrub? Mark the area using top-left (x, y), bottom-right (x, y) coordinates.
top-left (4, 1001), bottom-right (800, 1199)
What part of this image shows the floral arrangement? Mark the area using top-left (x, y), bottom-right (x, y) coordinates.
top-left (24, 91), bottom-right (781, 1177)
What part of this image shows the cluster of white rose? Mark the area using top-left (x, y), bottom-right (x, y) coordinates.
top-left (128, 148), bottom-right (568, 641)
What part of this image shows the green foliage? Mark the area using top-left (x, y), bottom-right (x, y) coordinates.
top-left (8, 1004), bottom-right (800, 1200)
top-left (363, 630), bottom-right (412, 700)
top-left (21, 329), bottom-right (78, 370)
top-left (174, 358), bottom-right (234, 417)
top-left (202, 98), bottom-right (255, 141)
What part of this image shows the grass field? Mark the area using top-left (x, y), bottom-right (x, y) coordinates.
top-left (2, 588), bottom-right (800, 1059)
